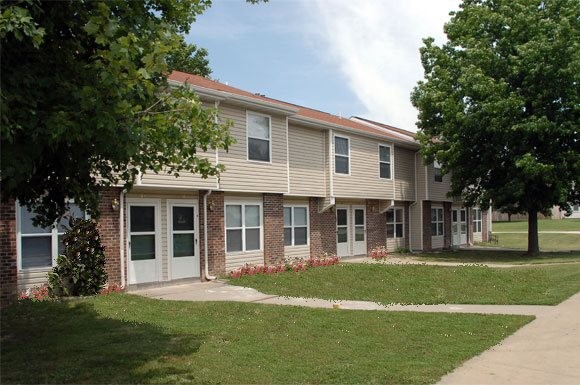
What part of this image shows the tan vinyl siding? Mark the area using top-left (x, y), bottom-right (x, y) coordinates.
top-left (284, 245), bottom-right (310, 259)
top-left (409, 203), bottom-right (422, 251)
top-left (288, 124), bottom-right (326, 196)
top-left (474, 232), bottom-right (483, 243)
top-left (432, 236), bottom-right (444, 249)
top-left (217, 105), bottom-right (288, 193)
top-left (18, 269), bottom-right (50, 290)
top-left (394, 147), bottom-right (415, 201)
top-left (427, 164), bottom-right (453, 202)
top-left (333, 132), bottom-right (394, 199)
top-left (140, 158), bottom-right (217, 189)
top-left (225, 251), bottom-right (263, 272)
top-left (386, 237), bottom-right (405, 252)
top-left (416, 154), bottom-right (428, 200)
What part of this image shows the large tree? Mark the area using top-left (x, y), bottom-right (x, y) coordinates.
top-left (411, 0), bottom-right (579, 255)
top-left (1, 0), bottom-right (234, 226)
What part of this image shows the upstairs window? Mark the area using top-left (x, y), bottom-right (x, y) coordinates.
top-left (247, 112), bottom-right (271, 162)
top-left (473, 208), bottom-right (482, 233)
top-left (283, 206), bottom-right (308, 246)
top-left (434, 161), bottom-right (443, 182)
top-left (386, 208), bottom-right (403, 238)
top-left (431, 207), bottom-right (444, 236)
top-left (379, 145), bottom-right (392, 179)
top-left (334, 136), bottom-right (350, 174)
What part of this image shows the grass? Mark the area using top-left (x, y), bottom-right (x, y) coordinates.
top-left (411, 249), bottom-right (580, 265)
top-left (1, 295), bottom-right (532, 385)
top-left (489, 233), bottom-right (580, 251)
top-left (493, 218), bottom-right (580, 232)
top-left (230, 263), bottom-right (580, 305)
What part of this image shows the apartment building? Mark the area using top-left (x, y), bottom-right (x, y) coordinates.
top-left (0, 71), bottom-right (490, 302)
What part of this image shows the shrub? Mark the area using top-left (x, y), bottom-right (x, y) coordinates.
top-left (230, 254), bottom-right (340, 279)
top-left (48, 219), bottom-right (107, 297)
top-left (18, 285), bottom-right (50, 301)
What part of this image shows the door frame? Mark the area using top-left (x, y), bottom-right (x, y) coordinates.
top-left (167, 200), bottom-right (200, 280)
top-left (336, 205), bottom-right (350, 257)
top-left (452, 208), bottom-right (467, 246)
top-left (126, 198), bottom-right (162, 285)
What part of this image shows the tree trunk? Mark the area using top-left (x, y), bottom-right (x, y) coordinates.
top-left (527, 208), bottom-right (539, 256)
top-left (508, 213), bottom-right (512, 222)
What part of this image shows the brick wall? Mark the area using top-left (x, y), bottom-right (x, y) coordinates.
top-left (366, 199), bottom-right (386, 254)
top-left (482, 209), bottom-right (489, 242)
top-left (199, 191), bottom-right (225, 278)
top-left (443, 202), bottom-right (452, 249)
top-left (1, 199), bottom-right (17, 307)
top-left (467, 207), bottom-right (474, 245)
top-left (309, 198), bottom-right (337, 256)
top-left (422, 200), bottom-right (432, 251)
top-left (97, 187), bottom-right (123, 287)
top-left (263, 193), bottom-right (284, 264)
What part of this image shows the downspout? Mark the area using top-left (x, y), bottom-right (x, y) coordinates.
top-left (203, 190), bottom-right (216, 281)
top-left (119, 190), bottom-right (126, 288)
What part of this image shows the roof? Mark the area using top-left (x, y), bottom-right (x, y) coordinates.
top-left (168, 71), bottom-right (417, 145)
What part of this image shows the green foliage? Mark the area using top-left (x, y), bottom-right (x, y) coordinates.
top-left (167, 35), bottom-right (211, 76)
top-left (411, 0), bottom-right (579, 218)
top-left (48, 219), bottom-right (107, 297)
top-left (1, 0), bottom-right (234, 226)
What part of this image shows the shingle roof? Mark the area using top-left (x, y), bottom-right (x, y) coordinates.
top-left (168, 71), bottom-right (416, 144)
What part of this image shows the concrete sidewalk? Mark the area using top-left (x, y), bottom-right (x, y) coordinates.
top-left (132, 280), bottom-right (580, 385)
top-left (437, 291), bottom-right (580, 385)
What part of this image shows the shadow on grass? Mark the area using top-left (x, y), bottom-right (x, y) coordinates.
top-left (411, 248), bottom-right (580, 264)
top-left (1, 299), bottom-right (203, 384)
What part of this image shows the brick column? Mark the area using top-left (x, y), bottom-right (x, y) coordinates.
top-left (263, 194), bottom-right (284, 264)
top-left (467, 207), bottom-right (474, 245)
top-left (482, 209), bottom-right (490, 242)
top-left (404, 202), bottom-right (410, 249)
top-left (309, 198), bottom-right (337, 257)
top-left (366, 200), bottom-right (385, 254)
top-left (199, 191), bottom-right (225, 278)
top-left (1, 199), bottom-right (17, 307)
top-left (444, 202), bottom-right (452, 249)
top-left (97, 187), bottom-right (124, 287)
top-left (422, 200), bottom-right (432, 251)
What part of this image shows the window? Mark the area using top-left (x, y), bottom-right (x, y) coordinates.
top-left (386, 208), bottom-right (404, 238)
top-left (434, 161), bottom-right (443, 182)
top-left (171, 206), bottom-right (195, 258)
top-left (284, 206), bottom-right (308, 246)
top-left (431, 207), bottom-right (444, 236)
top-left (247, 112), bottom-right (271, 162)
top-left (379, 145), bottom-right (392, 179)
top-left (130, 205), bottom-right (157, 261)
top-left (472, 208), bottom-right (482, 233)
top-left (226, 203), bottom-right (261, 252)
top-left (334, 136), bottom-right (349, 174)
top-left (18, 202), bottom-right (85, 269)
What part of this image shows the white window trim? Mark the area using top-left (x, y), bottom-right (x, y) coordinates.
top-left (246, 110), bottom-right (272, 164)
top-left (16, 200), bottom-right (87, 271)
top-left (333, 134), bottom-right (351, 176)
top-left (284, 204), bottom-right (310, 247)
top-left (473, 208), bottom-right (482, 234)
top-left (386, 207), bottom-right (404, 238)
top-left (378, 143), bottom-right (393, 180)
top-left (431, 207), bottom-right (444, 236)
top-left (224, 198), bottom-right (263, 254)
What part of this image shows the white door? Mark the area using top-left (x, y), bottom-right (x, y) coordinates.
top-left (128, 202), bottom-right (160, 284)
top-left (452, 209), bottom-right (467, 246)
top-left (336, 206), bottom-right (349, 257)
top-left (352, 206), bottom-right (366, 255)
top-left (169, 202), bottom-right (200, 280)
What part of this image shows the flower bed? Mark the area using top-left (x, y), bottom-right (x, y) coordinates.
top-left (370, 245), bottom-right (389, 260)
top-left (229, 255), bottom-right (340, 279)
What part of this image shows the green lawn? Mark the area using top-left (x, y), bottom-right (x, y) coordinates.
top-left (488, 233), bottom-right (580, 251)
top-left (410, 249), bottom-right (580, 265)
top-left (1, 295), bottom-right (531, 385)
top-left (230, 263), bottom-right (580, 305)
top-left (493, 218), bottom-right (580, 232)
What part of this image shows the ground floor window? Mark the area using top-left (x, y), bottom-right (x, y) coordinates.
top-left (386, 208), bottom-right (404, 238)
top-left (284, 206), bottom-right (308, 246)
top-left (225, 202), bottom-right (262, 253)
top-left (472, 208), bottom-right (482, 233)
top-left (18, 202), bottom-right (85, 270)
top-left (431, 207), bottom-right (444, 236)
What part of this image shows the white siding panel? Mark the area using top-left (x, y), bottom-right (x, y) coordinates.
top-left (18, 269), bottom-right (50, 290)
top-left (386, 238), bottom-right (405, 252)
top-left (284, 245), bottom-right (310, 259)
top-left (225, 251), bottom-right (264, 272)
top-left (333, 132), bottom-right (394, 199)
top-left (432, 236), bottom-right (444, 249)
top-left (394, 147), bottom-right (415, 201)
top-left (288, 125), bottom-right (326, 196)
top-left (218, 105), bottom-right (288, 193)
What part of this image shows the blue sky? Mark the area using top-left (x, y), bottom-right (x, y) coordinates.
top-left (186, 0), bottom-right (459, 132)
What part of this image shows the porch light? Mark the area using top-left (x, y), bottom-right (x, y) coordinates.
top-left (111, 198), bottom-right (120, 212)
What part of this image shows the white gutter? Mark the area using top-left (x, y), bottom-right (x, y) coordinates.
top-left (203, 190), bottom-right (216, 281)
top-left (119, 190), bottom-right (126, 288)
top-left (214, 100), bottom-right (221, 190)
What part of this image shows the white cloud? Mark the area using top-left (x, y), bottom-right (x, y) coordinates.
top-left (305, 0), bottom-right (459, 131)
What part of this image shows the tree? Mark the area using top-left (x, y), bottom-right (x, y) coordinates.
top-left (1, 0), bottom-right (234, 226)
top-left (167, 36), bottom-right (211, 76)
top-left (411, 0), bottom-right (579, 255)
